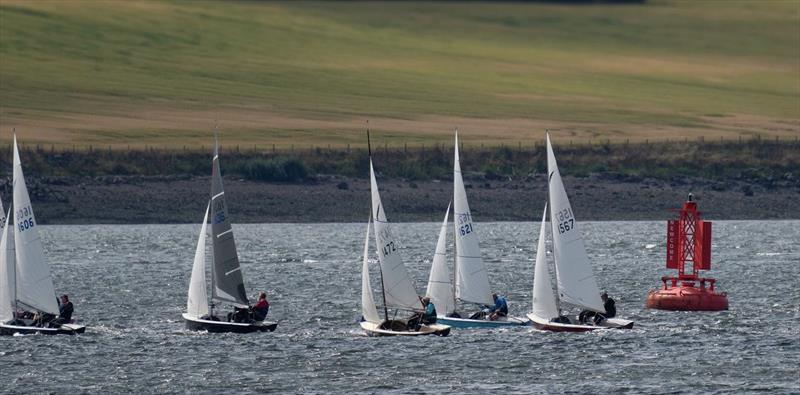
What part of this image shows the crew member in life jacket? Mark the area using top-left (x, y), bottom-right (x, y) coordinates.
top-left (488, 293), bottom-right (509, 321)
top-left (579, 292), bottom-right (616, 325)
top-left (50, 294), bottom-right (74, 327)
top-left (408, 296), bottom-right (437, 330)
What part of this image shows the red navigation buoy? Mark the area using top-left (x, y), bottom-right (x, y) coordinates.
top-left (646, 193), bottom-right (729, 311)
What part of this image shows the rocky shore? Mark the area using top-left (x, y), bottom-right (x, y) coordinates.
top-left (14, 172), bottom-right (799, 224)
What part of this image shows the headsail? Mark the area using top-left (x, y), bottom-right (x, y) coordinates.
top-left (0, 206), bottom-right (15, 322)
top-left (532, 203), bottom-right (559, 320)
top-left (453, 132), bottom-right (493, 305)
top-left (12, 136), bottom-right (59, 315)
top-left (546, 134), bottom-right (605, 313)
top-left (361, 218), bottom-right (381, 324)
top-left (426, 202), bottom-right (455, 316)
top-left (187, 202), bottom-right (211, 318)
top-left (369, 160), bottom-right (422, 311)
top-left (209, 138), bottom-right (249, 306)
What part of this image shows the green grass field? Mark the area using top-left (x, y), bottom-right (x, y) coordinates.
top-left (0, 0), bottom-right (798, 148)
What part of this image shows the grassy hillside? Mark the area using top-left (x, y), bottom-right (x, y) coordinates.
top-left (0, 0), bottom-right (798, 148)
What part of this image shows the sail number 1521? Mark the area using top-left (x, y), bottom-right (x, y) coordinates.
top-left (555, 207), bottom-right (574, 234)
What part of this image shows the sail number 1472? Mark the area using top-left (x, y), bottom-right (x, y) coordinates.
top-left (555, 207), bottom-right (574, 234)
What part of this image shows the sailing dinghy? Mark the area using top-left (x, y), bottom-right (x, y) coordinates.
top-left (181, 138), bottom-right (277, 333)
top-left (359, 147), bottom-right (450, 337)
top-left (0, 136), bottom-right (85, 336)
top-left (427, 132), bottom-right (528, 328)
top-left (526, 134), bottom-right (633, 332)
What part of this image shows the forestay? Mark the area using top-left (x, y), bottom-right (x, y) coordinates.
top-left (361, 219), bottom-right (381, 324)
top-left (187, 202), bottom-right (211, 318)
top-left (12, 136), bottom-right (59, 315)
top-left (532, 203), bottom-right (559, 320)
top-left (369, 160), bottom-right (422, 311)
top-left (453, 133), bottom-right (493, 306)
top-left (426, 202), bottom-right (455, 316)
top-left (0, 205), bottom-right (15, 322)
top-left (210, 140), bottom-right (249, 307)
top-left (546, 134), bottom-right (605, 313)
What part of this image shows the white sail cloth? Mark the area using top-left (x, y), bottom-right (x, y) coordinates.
top-left (186, 202), bottom-right (211, 318)
top-left (361, 219), bottom-right (381, 324)
top-left (426, 203), bottom-right (455, 316)
top-left (369, 160), bottom-right (422, 311)
top-left (452, 132), bottom-right (493, 306)
top-left (546, 134), bottom-right (605, 313)
top-left (12, 136), bottom-right (59, 315)
top-left (0, 206), bottom-right (15, 322)
top-left (532, 204), bottom-right (559, 320)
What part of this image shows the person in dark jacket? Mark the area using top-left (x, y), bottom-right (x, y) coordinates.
top-left (50, 294), bottom-right (74, 326)
top-left (579, 292), bottom-right (615, 325)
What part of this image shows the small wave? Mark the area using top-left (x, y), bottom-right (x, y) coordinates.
top-left (303, 259), bottom-right (319, 263)
top-left (756, 252), bottom-right (782, 256)
top-left (645, 244), bottom-right (657, 249)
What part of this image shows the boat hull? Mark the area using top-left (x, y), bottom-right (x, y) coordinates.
top-left (436, 315), bottom-right (529, 329)
top-left (527, 313), bottom-right (633, 332)
top-left (182, 313), bottom-right (278, 333)
top-left (360, 321), bottom-right (451, 337)
top-left (0, 322), bottom-right (86, 336)
top-left (646, 286), bottom-right (728, 311)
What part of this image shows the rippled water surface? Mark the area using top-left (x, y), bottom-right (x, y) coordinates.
top-left (1, 221), bottom-right (798, 394)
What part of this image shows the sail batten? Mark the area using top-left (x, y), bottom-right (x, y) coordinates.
top-left (426, 203), bottom-right (455, 316)
top-left (546, 134), bottom-right (605, 313)
top-left (12, 136), bottom-right (59, 315)
top-left (453, 132), bottom-right (493, 306)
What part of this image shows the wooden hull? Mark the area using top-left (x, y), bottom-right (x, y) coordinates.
top-left (182, 313), bottom-right (277, 333)
top-left (0, 322), bottom-right (86, 336)
top-left (360, 321), bottom-right (451, 337)
top-left (436, 315), bottom-right (529, 329)
top-left (527, 313), bottom-right (634, 332)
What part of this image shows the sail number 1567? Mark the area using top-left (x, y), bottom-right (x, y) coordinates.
top-left (555, 207), bottom-right (574, 234)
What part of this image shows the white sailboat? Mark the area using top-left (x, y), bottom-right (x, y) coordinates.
top-left (526, 134), bottom-right (633, 332)
top-left (359, 147), bottom-right (450, 337)
top-left (430, 132), bottom-right (528, 328)
top-left (181, 137), bottom-right (277, 333)
top-left (0, 136), bottom-right (85, 335)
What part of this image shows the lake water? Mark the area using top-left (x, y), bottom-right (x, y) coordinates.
top-left (1, 221), bottom-right (798, 394)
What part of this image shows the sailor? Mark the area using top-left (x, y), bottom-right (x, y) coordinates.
top-left (487, 293), bottom-right (508, 321)
top-left (251, 292), bottom-right (270, 321)
top-left (50, 294), bottom-right (74, 327)
top-left (421, 297), bottom-right (437, 325)
top-left (579, 292), bottom-right (616, 325)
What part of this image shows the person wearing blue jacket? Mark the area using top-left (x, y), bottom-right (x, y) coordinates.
top-left (488, 293), bottom-right (508, 321)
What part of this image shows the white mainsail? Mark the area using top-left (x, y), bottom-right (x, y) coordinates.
top-left (12, 136), bottom-right (59, 315)
top-left (361, 218), bottom-right (381, 324)
top-left (546, 134), bottom-right (605, 313)
top-left (209, 139), bottom-right (249, 306)
top-left (186, 202), bottom-right (211, 318)
top-left (425, 202), bottom-right (455, 316)
top-left (369, 160), bottom-right (422, 311)
top-left (453, 132), bottom-right (493, 305)
top-left (532, 203), bottom-right (559, 320)
top-left (0, 206), bottom-right (15, 322)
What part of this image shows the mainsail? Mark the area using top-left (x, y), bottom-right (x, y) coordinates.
top-left (532, 203), bottom-right (559, 320)
top-left (453, 132), bottom-right (493, 305)
top-left (187, 202), bottom-right (211, 318)
top-left (361, 218), bottom-right (381, 324)
top-left (12, 136), bottom-right (59, 315)
top-left (546, 134), bottom-right (605, 313)
top-left (0, 206), bottom-right (15, 322)
top-left (369, 160), bottom-right (422, 311)
top-left (426, 202), bottom-right (455, 316)
top-left (209, 140), bottom-right (249, 306)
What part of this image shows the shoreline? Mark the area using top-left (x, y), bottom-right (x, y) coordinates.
top-left (18, 174), bottom-right (800, 224)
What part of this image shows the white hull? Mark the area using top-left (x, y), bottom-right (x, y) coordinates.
top-left (437, 315), bottom-right (529, 328)
top-left (527, 313), bottom-right (633, 332)
top-left (359, 321), bottom-right (451, 337)
top-left (0, 322), bottom-right (86, 336)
